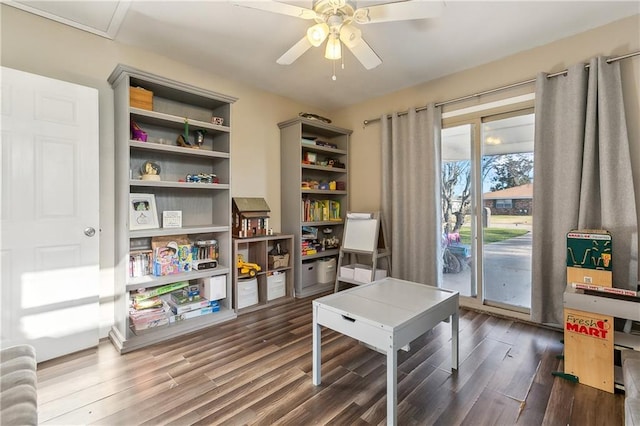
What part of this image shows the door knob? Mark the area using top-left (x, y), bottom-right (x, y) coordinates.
top-left (84, 227), bottom-right (96, 237)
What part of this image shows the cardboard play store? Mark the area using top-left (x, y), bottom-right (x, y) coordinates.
top-left (564, 229), bottom-right (614, 393)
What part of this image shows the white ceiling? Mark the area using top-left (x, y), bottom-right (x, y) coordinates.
top-left (7, 0), bottom-right (639, 111)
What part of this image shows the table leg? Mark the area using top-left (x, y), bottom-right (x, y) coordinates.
top-left (451, 311), bottom-right (459, 371)
top-left (312, 304), bottom-right (321, 386)
top-left (386, 347), bottom-right (397, 426)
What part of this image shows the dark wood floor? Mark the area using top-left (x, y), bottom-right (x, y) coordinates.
top-left (36, 294), bottom-right (624, 425)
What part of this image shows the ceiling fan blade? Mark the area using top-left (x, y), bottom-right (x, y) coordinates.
top-left (341, 36), bottom-right (382, 70)
top-left (232, 1), bottom-right (317, 20)
top-left (354, 0), bottom-right (444, 24)
top-left (277, 37), bottom-right (313, 65)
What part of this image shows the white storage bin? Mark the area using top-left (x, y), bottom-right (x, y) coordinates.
top-left (267, 272), bottom-right (286, 300)
top-left (339, 263), bottom-right (369, 280)
top-left (317, 257), bottom-right (336, 283)
top-left (237, 278), bottom-right (258, 309)
top-left (354, 266), bottom-right (387, 283)
top-left (198, 275), bottom-right (226, 301)
top-left (301, 260), bottom-right (317, 289)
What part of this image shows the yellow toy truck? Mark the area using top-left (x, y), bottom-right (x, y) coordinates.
top-left (236, 254), bottom-right (261, 277)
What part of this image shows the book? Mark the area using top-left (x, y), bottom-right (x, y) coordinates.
top-left (170, 290), bottom-right (189, 304)
top-left (571, 282), bottom-right (638, 297)
top-left (166, 296), bottom-right (211, 315)
top-left (132, 296), bottom-right (163, 310)
top-left (177, 244), bottom-right (193, 272)
top-left (129, 249), bottom-right (152, 278)
top-left (168, 304), bottom-right (220, 323)
top-left (153, 244), bottom-right (179, 276)
top-left (129, 301), bottom-right (171, 331)
top-left (133, 281), bottom-right (189, 302)
top-left (151, 235), bottom-right (190, 276)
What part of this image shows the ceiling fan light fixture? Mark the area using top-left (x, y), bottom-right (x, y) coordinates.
top-left (306, 23), bottom-right (329, 47)
top-left (324, 34), bottom-right (342, 60)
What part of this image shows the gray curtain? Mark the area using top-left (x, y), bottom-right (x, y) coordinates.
top-left (381, 106), bottom-right (442, 286)
top-left (532, 56), bottom-right (638, 325)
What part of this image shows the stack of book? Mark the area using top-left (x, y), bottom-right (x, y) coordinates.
top-left (128, 281), bottom-right (223, 330)
top-left (129, 298), bottom-right (171, 332)
top-left (301, 199), bottom-right (341, 222)
top-left (165, 286), bottom-right (220, 323)
top-left (129, 249), bottom-right (152, 278)
top-left (129, 281), bottom-right (188, 332)
top-left (301, 240), bottom-right (318, 256)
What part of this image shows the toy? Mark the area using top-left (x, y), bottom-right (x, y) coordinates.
top-left (195, 129), bottom-right (206, 148)
top-left (237, 254), bottom-right (261, 277)
top-left (232, 197), bottom-right (270, 238)
top-left (299, 112), bottom-right (331, 123)
top-left (186, 173), bottom-right (219, 183)
top-left (141, 161), bottom-right (161, 181)
top-left (130, 120), bottom-right (148, 141)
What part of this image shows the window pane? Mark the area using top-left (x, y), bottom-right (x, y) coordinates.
top-left (441, 124), bottom-right (474, 297)
top-left (482, 113), bottom-right (534, 309)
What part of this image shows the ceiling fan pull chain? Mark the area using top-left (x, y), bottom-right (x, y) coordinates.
top-left (332, 60), bottom-right (337, 81)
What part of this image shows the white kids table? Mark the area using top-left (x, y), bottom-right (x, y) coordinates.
top-left (312, 277), bottom-right (459, 425)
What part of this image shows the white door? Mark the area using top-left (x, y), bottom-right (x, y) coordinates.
top-left (1, 67), bottom-right (100, 362)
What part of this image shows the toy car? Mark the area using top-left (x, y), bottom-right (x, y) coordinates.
top-left (236, 254), bottom-right (261, 277)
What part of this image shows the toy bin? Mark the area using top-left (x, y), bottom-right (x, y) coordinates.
top-left (339, 263), bottom-right (369, 280)
top-left (237, 278), bottom-right (258, 309)
top-left (301, 260), bottom-right (317, 289)
top-left (267, 272), bottom-right (286, 300)
top-left (129, 87), bottom-right (153, 110)
top-left (354, 266), bottom-right (387, 283)
top-left (316, 257), bottom-right (336, 284)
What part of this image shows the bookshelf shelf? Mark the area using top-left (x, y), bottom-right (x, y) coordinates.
top-left (303, 220), bottom-right (345, 226)
top-left (129, 180), bottom-right (230, 190)
top-left (126, 266), bottom-right (231, 292)
top-left (279, 117), bottom-right (351, 298)
top-left (109, 64), bottom-right (237, 353)
top-left (130, 107), bottom-right (231, 133)
top-left (302, 164), bottom-right (348, 173)
top-left (129, 224), bottom-right (229, 239)
top-left (130, 140), bottom-right (230, 159)
top-left (302, 189), bottom-right (348, 195)
top-left (301, 249), bottom-right (340, 261)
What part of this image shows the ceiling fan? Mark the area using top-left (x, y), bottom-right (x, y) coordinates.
top-left (234, 0), bottom-right (443, 75)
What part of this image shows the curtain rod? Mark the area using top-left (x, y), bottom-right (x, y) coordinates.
top-left (363, 50), bottom-right (640, 126)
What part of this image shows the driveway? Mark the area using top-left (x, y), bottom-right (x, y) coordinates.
top-left (442, 232), bottom-right (532, 308)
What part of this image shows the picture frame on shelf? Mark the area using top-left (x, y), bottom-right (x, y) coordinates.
top-left (129, 193), bottom-right (159, 230)
top-left (304, 152), bottom-right (317, 164)
top-left (163, 210), bottom-right (182, 228)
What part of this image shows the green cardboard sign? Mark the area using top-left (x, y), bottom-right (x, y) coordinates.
top-left (566, 230), bottom-right (612, 271)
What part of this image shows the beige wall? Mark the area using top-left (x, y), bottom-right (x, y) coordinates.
top-left (2, 5), bottom-right (638, 335)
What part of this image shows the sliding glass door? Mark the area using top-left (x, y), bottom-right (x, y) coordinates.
top-left (441, 111), bottom-right (534, 313)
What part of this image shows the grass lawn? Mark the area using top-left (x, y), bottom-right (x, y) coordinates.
top-left (489, 215), bottom-right (532, 226)
top-left (458, 227), bottom-right (529, 244)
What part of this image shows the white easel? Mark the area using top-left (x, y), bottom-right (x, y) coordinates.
top-left (334, 211), bottom-right (391, 292)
